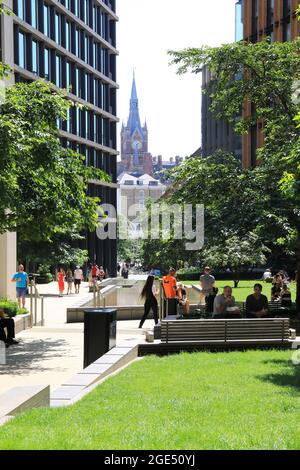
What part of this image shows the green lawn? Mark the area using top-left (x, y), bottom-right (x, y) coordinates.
top-left (184, 279), bottom-right (297, 302)
top-left (1, 350), bottom-right (300, 450)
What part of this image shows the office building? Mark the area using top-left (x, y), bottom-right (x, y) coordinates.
top-left (242, 0), bottom-right (300, 167)
top-left (0, 0), bottom-right (118, 276)
top-left (201, 1), bottom-right (243, 160)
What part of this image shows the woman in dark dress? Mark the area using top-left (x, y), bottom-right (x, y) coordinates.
top-left (139, 275), bottom-right (159, 328)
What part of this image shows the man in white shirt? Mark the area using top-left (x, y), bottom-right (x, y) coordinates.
top-left (73, 266), bottom-right (83, 294)
top-left (200, 266), bottom-right (216, 309)
top-left (213, 286), bottom-right (241, 318)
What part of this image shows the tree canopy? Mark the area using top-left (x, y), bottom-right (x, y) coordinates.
top-left (0, 80), bottom-right (109, 245)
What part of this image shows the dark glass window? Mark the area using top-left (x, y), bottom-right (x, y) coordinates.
top-left (17, 0), bottom-right (25, 20)
top-left (44, 47), bottom-right (50, 79)
top-left (31, 0), bottom-right (38, 28)
top-left (283, 22), bottom-right (291, 42)
top-left (283, 0), bottom-right (291, 18)
top-left (44, 4), bottom-right (50, 37)
top-left (18, 31), bottom-right (26, 68)
top-left (266, 0), bottom-right (274, 26)
top-left (252, 0), bottom-right (258, 36)
top-left (56, 55), bottom-right (62, 87)
top-left (55, 13), bottom-right (61, 45)
top-left (32, 39), bottom-right (38, 74)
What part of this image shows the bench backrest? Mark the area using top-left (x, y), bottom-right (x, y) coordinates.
top-left (161, 318), bottom-right (290, 344)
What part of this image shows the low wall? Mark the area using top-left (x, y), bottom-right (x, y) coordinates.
top-left (67, 306), bottom-right (146, 323)
top-left (14, 314), bottom-right (31, 335)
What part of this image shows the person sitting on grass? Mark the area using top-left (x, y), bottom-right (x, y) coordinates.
top-left (0, 309), bottom-right (19, 348)
top-left (271, 273), bottom-right (283, 300)
top-left (246, 284), bottom-right (269, 318)
top-left (213, 286), bottom-right (241, 319)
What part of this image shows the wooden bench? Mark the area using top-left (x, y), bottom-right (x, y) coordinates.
top-left (0, 385), bottom-right (50, 420)
top-left (161, 318), bottom-right (290, 345)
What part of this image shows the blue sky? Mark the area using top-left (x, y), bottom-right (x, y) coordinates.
top-left (117, 0), bottom-right (238, 160)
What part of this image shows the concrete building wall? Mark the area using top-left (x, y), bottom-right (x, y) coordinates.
top-left (0, 232), bottom-right (17, 300)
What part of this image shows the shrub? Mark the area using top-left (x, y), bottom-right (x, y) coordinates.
top-left (177, 267), bottom-right (200, 281)
top-left (0, 299), bottom-right (28, 317)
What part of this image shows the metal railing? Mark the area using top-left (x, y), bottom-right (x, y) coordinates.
top-left (92, 280), bottom-right (116, 308)
top-left (29, 280), bottom-right (45, 327)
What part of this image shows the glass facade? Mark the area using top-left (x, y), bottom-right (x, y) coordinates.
top-left (11, 0), bottom-right (118, 275)
top-left (235, 0), bottom-right (243, 41)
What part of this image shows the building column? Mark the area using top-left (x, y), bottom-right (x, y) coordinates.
top-left (0, 1), bottom-right (17, 300)
top-left (0, 232), bottom-right (17, 299)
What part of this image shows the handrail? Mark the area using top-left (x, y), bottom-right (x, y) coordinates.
top-left (29, 280), bottom-right (45, 327)
top-left (93, 281), bottom-right (116, 308)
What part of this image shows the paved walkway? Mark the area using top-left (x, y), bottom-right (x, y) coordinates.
top-left (0, 279), bottom-right (150, 396)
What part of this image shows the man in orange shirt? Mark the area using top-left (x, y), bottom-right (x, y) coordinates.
top-left (163, 268), bottom-right (178, 316)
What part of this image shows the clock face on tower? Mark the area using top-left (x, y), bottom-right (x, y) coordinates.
top-left (132, 139), bottom-right (142, 150)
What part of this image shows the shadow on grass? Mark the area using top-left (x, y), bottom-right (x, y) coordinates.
top-left (258, 358), bottom-right (300, 393)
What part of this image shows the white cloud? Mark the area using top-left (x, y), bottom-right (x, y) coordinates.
top-left (117, 0), bottom-right (237, 159)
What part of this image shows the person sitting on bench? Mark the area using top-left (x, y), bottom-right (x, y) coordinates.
top-left (0, 309), bottom-right (19, 347)
top-left (213, 286), bottom-right (241, 318)
top-left (280, 284), bottom-right (292, 308)
top-left (246, 284), bottom-right (269, 318)
top-left (177, 283), bottom-right (190, 316)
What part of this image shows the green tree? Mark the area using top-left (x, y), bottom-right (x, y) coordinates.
top-left (0, 80), bottom-right (109, 243)
top-left (203, 233), bottom-right (269, 287)
top-left (169, 39), bottom-right (300, 313)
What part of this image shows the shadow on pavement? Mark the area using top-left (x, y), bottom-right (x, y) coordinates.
top-left (0, 338), bottom-right (79, 375)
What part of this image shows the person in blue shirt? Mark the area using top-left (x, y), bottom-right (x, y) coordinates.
top-left (11, 265), bottom-right (29, 308)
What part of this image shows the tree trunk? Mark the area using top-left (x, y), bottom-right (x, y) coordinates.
top-left (233, 269), bottom-right (240, 288)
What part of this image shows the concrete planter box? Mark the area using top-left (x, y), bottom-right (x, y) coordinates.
top-left (14, 314), bottom-right (31, 334)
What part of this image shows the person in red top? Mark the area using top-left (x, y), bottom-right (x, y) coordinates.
top-left (91, 264), bottom-right (99, 281)
top-left (57, 267), bottom-right (65, 297)
top-left (163, 268), bottom-right (178, 316)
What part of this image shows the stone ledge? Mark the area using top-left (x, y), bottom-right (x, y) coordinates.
top-left (50, 344), bottom-right (139, 407)
top-left (0, 385), bottom-right (50, 419)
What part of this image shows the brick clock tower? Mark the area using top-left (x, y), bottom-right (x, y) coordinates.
top-left (119, 74), bottom-right (153, 176)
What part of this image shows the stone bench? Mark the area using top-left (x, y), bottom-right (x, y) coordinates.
top-left (0, 385), bottom-right (50, 421)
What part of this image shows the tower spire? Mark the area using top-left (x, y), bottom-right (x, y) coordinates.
top-left (127, 70), bottom-right (142, 133)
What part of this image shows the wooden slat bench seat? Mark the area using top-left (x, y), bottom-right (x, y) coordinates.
top-left (161, 318), bottom-right (290, 345)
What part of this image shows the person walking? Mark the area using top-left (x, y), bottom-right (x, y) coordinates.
top-left (11, 264), bottom-right (29, 308)
top-left (98, 266), bottom-right (105, 282)
top-left (57, 267), bottom-right (65, 297)
top-left (74, 266), bottom-right (83, 294)
top-left (139, 275), bottom-right (159, 328)
top-left (66, 269), bottom-right (73, 295)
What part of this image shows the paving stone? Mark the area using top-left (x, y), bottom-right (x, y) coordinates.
top-left (106, 347), bottom-right (133, 355)
top-left (51, 385), bottom-right (85, 400)
top-left (79, 363), bottom-right (111, 375)
top-left (62, 374), bottom-right (101, 387)
top-left (94, 355), bottom-right (122, 364)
